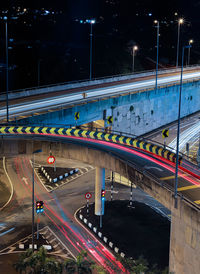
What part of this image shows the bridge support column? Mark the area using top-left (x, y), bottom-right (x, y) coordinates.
top-left (169, 197), bottom-right (200, 274)
top-left (95, 167), bottom-right (105, 216)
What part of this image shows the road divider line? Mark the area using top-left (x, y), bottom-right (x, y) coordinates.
top-left (178, 185), bottom-right (200, 191)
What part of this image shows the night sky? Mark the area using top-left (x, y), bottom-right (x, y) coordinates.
top-left (0, 0), bottom-right (200, 91)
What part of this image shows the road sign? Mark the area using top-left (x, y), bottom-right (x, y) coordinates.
top-left (75, 112), bottom-right (80, 120)
top-left (107, 116), bottom-right (113, 124)
top-left (85, 192), bottom-right (92, 200)
top-left (162, 129), bottom-right (169, 138)
top-left (47, 155), bottom-right (55, 164)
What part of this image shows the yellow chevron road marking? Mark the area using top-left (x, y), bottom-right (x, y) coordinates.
top-left (0, 127), bottom-right (6, 133)
top-left (49, 128), bottom-right (56, 134)
top-left (41, 127), bottom-right (49, 134)
top-left (8, 126), bottom-right (15, 133)
top-left (88, 131), bottom-right (95, 138)
top-left (104, 134), bottom-right (110, 141)
top-left (146, 143), bottom-right (151, 152)
top-left (169, 153), bottom-right (174, 162)
top-left (66, 129), bottom-right (72, 136)
top-left (73, 129), bottom-right (81, 137)
top-left (97, 132), bottom-right (103, 139)
top-left (194, 200), bottom-right (200, 204)
top-left (152, 146), bottom-right (157, 154)
top-left (164, 150), bottom-right (169, 159)
top-left (119, 136), bottom-right (124, 144)
top-left (58, 128), bottom-right (64, 135)
top-left (133, 139), bottom-right (138, 148)
top-left (158, 148), bottom-right (163, 157)
top-left (33, 127), bottom-right (41, 134)
top-left (25, 127), bottom-right (32, 133)
top-left (139, 141), bottom-right (145, 149)
top-left (17, 127), bottom-right (24, 134)
top-left (112, 135), bottom-right (118, 143)
top-left (82, 130), bottom-right (88, 138)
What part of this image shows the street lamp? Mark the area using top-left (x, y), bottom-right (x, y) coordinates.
top-left (89, 19), bottom-right (95, 80)
top-left (154, 20), bottom-right (159, 92)
top-left (80, 19), bottom-right (96, 80)
top-left (32, 148), bottom-right (42, 251)
top-left (132, 45), bottom-right (138, 73)
top-left (176, 18), bottom-right (184, 67)
top-left (187, 39), bottom-right (193, 66)
top-left (3, 16), bottom-right (9, 123)
top-left (174, 45), bottom-right (191, 208)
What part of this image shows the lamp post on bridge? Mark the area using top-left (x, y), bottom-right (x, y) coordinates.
top-left (154, 20), bottom-right (159, 92)
top-left (80, 19), bottom-right (96, 81)
top-left (174, 44), bottom-right (191, 208)
top-left (176, 18), bottom-right (184, 67)
top-left (3, 16), bottom-right (9, 123)
top-left (187, 39), bottom-right (193, 66)
top-left (132, 45), bottom-right (138, 73)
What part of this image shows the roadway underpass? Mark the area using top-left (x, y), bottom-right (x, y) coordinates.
top-left (0, 128), bottom-right (200, 274)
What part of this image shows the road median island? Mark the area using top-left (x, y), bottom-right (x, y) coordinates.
top-left (76, 200), bottom-right (170, 270)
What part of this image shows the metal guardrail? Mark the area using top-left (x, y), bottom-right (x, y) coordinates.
top-left (1, 64), bottom-right (200, 98)
top-left (0, 122), bottom-right (196, 165)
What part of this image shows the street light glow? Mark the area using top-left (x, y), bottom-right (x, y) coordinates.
top-left (154, 20), bottom-right (158, 24)
top-left (178, 18), bottom-right (184, 24)
top-left (133, 45), bottom-right (138, 51)
top-left (90, 19), bottom-right (96, 24)
top-left (189, 39), bottom-right (193, 44)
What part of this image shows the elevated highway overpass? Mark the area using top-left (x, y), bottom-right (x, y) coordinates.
top-left (1, 125), bottom-right (200, 274)
top-left (0, 65), bottom-right (200, 136)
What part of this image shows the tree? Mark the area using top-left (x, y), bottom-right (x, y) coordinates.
top-left (13, 247), bottom-right (62, 274)
top-left (65, 250), bottom-right (93, 274)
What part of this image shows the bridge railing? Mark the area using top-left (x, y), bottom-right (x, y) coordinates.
top-left (121, 157), bottom-right (200, 211)
top-left (0, 122), bottom-right (197, 167)
top-left (1, 64), bottom-right (200, 100)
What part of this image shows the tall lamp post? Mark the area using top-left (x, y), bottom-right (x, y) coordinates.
top-left (4, 16), bottom-right (9, 123)
top-left (174, 45), bottom-right (191, 208)
top-left (32, 149), bottom-right (42, 251)
top-left (86, 19), bottom-right (96, 80)
top-left (187, 39), bottom-right (193, 66)
top-left (176, 18), bottom-right (184, 67)
top-left (154, 20), bottom-right (159, 92)
top-left (132, 45), bottom-right (138, 73)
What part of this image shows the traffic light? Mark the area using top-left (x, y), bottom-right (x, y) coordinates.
top-left (101, 189), bottom-right (106, 200)
top-left (36, 201), bottom-right (44, 214)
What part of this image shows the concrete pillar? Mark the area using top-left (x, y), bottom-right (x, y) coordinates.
top-left (169, 197), bottom-right (200, 274)
top-left (95, 167), bottom-right (105, 215)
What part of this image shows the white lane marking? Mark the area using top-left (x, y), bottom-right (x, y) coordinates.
top-left (29, 160), bottom-right (50, 193)
top-left (46, 226), bottom-right (76, 260)
top-left (144, 166), bottom-right (163, 172)
top-left (169, 120), bottom-right (200, 153)
top-left (0, 157), bottom-right (14, 211)
top-left (22, 177), bottom-right (28, 185)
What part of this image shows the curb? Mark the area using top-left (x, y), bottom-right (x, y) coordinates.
top-left (78, 211), bottom-right (125, 258)
top-left (40, 166), bottom-right (79, 183)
